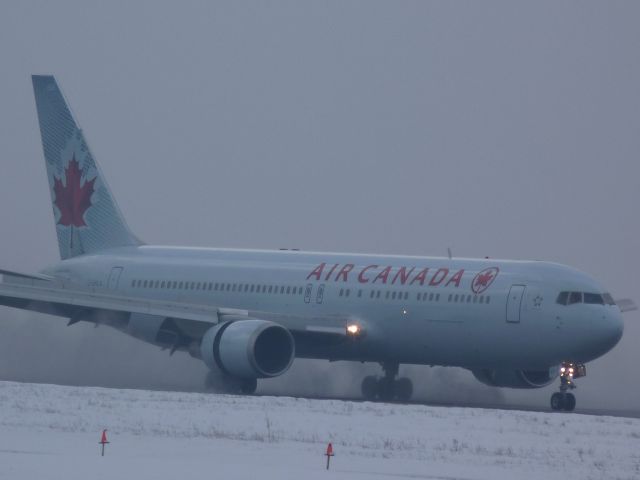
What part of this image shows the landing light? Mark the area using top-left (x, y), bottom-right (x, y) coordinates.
top-left (346, 324), bottom-right (361, 336)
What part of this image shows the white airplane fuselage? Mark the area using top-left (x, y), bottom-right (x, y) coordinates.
top-left (46, 246), bottom-right (624, 370)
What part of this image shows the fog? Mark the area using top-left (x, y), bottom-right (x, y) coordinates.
top-left (0, 2), bottom-right (638, 411)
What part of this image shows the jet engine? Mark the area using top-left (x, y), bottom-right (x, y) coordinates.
top-left (471, 368), bottom-right (557, 389)
top-left (200, 319), bottom-right (295, 379)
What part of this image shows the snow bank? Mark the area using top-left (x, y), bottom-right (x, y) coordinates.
top-left (0, 381), bottom-right (637, 479)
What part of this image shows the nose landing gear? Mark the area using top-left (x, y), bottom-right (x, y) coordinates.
top-left (550, 362), bottom-right (586, 412)
top-left (361, 362), bottom-right (414, 402)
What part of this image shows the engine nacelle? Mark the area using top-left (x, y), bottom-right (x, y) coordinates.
top-left (200, 320), bottom-right (295, 379)
top-left (471, 367), bottom-right (558, 389)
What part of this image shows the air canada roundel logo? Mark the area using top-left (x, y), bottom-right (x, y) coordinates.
top-left (471, 267), bottom-right (499, 294)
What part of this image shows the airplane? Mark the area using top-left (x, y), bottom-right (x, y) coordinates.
top-left (0, 75), bottom-right (634, 412)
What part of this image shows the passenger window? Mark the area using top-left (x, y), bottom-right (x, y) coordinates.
top-left (392, 292), bottom-right (396, 300)
top-left (346, 289), bottom-right (350, 297)
top-left (376, 291), bottom-right (381, 299)
top-left (568, 292), bottom-right (582, 305)
top-left (417, 293), bottom-right (422, 301)
top-left (339, 288), bottom-right (344, 297)
top-left (584, 293), bottom-right (604, 305)
top-left (280, 286), bottom-right (285, 294)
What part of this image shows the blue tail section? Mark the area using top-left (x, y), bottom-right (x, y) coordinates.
top-left (32, 75), bottom-right (141, 259)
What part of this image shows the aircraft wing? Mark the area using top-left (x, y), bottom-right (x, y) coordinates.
top-left (0, 280), bottom-right (355, 353)
top-left (0, 280), bottom-right (221, 324)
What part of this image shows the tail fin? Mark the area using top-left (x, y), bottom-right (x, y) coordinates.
top-left (32, 75), bottom-right (141, 259)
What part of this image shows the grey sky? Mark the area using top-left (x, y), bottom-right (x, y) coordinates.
top-left (0, 2), bottom-right (638, 409)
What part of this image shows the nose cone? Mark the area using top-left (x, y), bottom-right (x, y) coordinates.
top-left (587, 309), bottom-right (624, 360)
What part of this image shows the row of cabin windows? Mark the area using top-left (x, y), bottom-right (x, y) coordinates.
top-left (337, 288), bottom-right (487, 304)
top-left (448, 293), bottom-right (490, 304)
top-left (131, 279), bottom-right (490, 304)
top-left (131, 279), bottom-right (304, 296)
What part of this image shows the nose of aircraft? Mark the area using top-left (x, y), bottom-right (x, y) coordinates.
top-left (590, 308), bottom-right (624, 357)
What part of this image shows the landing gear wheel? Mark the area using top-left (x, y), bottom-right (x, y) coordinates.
top-left (239, 378), bottom-right (258, 395)
top-left (395, 377), bottom-right (413, 402)
top-left (550, 392), bottom-right (564, 411)
top-left (377, 378), bottom-right (395, 402)
top-left (361, 376), bottom-right (378, 400)
top-left (204, 371), bottom-right (257, 395)
top-left (563, 393), bottom-right (576, 412)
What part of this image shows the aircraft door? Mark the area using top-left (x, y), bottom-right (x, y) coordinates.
top-left (506, 284), bottom-right (526, 323)
top-left (304, 283), bottom-right (312, 304)
top-left (316, 284), bottom-right (325, 304)
top-left (107, 267), bottom-right (123, 290)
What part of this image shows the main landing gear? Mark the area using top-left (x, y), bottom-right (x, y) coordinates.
top-left (205, 371), bottom-right (258, 395)
top-left (361, 362), bottom-right (413, 402)
top-left (550, 362), bottom-right (586, 412)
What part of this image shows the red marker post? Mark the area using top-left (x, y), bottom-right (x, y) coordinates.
top-left (325, 443), bottom-right (334, 470)
top-left (99, 429), bottom-right (110, 456)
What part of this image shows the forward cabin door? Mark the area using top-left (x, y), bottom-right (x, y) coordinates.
top-left (107, 267), bottom-right (123, 290)
top-left (506, 284), bottom-right (526, 323)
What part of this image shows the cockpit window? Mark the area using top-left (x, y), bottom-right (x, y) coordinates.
top-left (584, 293), bottom-right (604, 305)
top-left (568, 292), bottom-right (583, 305)
top-left (557, 291), bottom-right (614, 306)
top-left (556, 292), bottom-right (569, 305)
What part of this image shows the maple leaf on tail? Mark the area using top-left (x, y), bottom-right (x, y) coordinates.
top-left (53, 155), bottom-right (96, 227)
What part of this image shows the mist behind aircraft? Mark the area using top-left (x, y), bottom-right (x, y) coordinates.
top-left (0, 2), bottom-right (638, 411)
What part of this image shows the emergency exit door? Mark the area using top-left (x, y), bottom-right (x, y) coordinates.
top-left (107, 267), bottom-right (123, 290)
top-left (506, 285), bottom-right (526, 323)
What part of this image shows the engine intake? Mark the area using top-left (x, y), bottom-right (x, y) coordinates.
top-left (200, 320), bottom-right (295, 379)
top-left (471, 368), bottom-right (557, 389)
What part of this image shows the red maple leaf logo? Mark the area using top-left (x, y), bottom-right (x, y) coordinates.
top-left (53, 155), bottom-right (96, 227)
top-left (471, 267), bottom-right (499, 294)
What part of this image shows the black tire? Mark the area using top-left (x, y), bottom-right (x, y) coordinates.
top-left (361, 376), bottom-right (378, 400)
top-left (563, 393), bottom-right (576, 412)
top-left (395, 377), bottom-right (413, 402)
top-left (550, 392), bottom-right (564, 411)
top-left (377, 378), bottom-right (395, 402)
top-left (239, 378), bottom-right (258, 395)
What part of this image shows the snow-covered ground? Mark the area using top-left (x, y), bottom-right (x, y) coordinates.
top-left (0, 381), bottom-right (638, 480)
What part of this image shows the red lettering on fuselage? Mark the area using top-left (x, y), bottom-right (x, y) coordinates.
top-left (429, 268), bottom-right (449, 286)
top-left (373, 266), bottom-right (392, 284)
top-left (445, 269), bottom-right (464, 287)
top-left (324, 263), bottom-right (339, 281)
top-left (392, 266), bottom-right (415, 285)
top-left (358, 265), bottom-right (378, 283)
top-left (306, 262), bottom-right (469, 289)
top-left (307, 262), bottom-right (325, 281)
top-left (335, 263), bottom-right (355, 282)
top-left (410, 267), bottom-right (429, 285)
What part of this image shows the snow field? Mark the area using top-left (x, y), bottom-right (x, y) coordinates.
top-left (0, 381), bottom-right (638, 479)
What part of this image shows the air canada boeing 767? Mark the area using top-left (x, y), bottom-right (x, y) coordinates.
top-left (0, 76), bottom-right (634, 411)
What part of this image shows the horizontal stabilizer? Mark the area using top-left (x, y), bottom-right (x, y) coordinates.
top-left (615, 298), bottom-right (638, 313)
